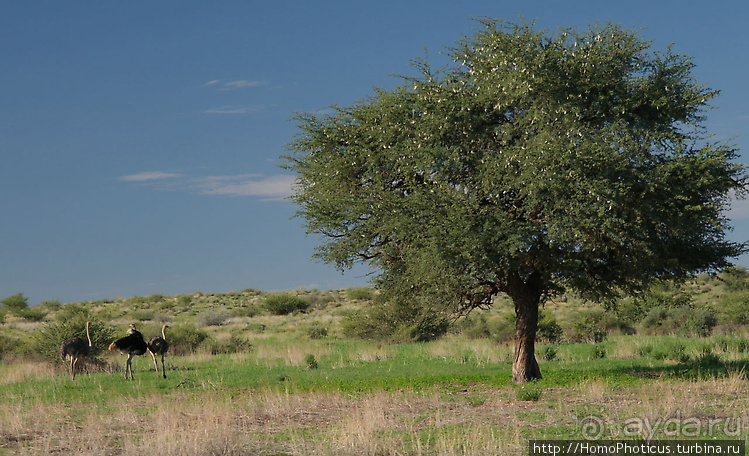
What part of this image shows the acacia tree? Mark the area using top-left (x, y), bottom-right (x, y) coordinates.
top-left (284, 20), bottom-right (746, 383)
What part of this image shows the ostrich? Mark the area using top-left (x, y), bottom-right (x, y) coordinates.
top-left (60, 321), bottom-right (92, 380)
top-left (147, 324), bottom-right (170, 378)
top-left (108, 323), bottom-right (148, 380)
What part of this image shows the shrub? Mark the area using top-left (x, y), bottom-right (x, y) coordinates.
top-left (41, 299), bottom-right (62, 310)
top-left (539, 344), bottom-right (558, 361)
top-left (569, 311), bottom-right (608, 343)
top-left (592, 345), bottom-right (607, 359)
top-left (697, 348), bottom-right (721, 367)
top-left (32, 317), bottom-right (116, 362)
top-left (717, 291), bottom-right (749, 325)
top-left (638, 340), bottom-right (689, 363)
top-left (203, 333), bottom-right (252, 355)
top-left (195, 309), bottom-right (231, 327)
top-left (167, 325), bottom-right (210, 355)
top-left (347, 288), bottom-right (374, 300)
top-left (516, 383), bottom-right (542, 401)
top-left (641, 306), bottom-right (716, 337)
top-left (18, 307), bottom-right (47, 322)
top-left (305, 323), bottom-right (329, 339)
top-left (341, 298), bottom-right (450, 342)
top-left (264, 294), bottom-right (310, 315)
top-left (0, 333), bottom-right (20, 359)
top-left (720, 266), bottom-right (749, 292)
top-left (537, 310), bottom-right (563, 343)
top-left (130, 309), bottom-right (155, 321)
top-left (304, 354), bottom-right (319, 369)
top-left (1, 293), bottom-right (28, 313)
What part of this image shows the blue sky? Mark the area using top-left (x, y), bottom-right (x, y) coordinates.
top-left (2, 1), bottom-right (748, 304)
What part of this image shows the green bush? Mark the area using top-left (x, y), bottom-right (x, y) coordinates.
top-left (195, 309), bottom-right (231, 327)
top-left (1, 293), bottom-right (28, 313)
top-left (641, 306), bottom-right (716, 337)
top-left (569, 311), bottom-right (608, 343)
top-left (341, 298), bottom-right (450, 342)
top-left (720, 266), bottom-right (749, 292)
top-left (304, 354), bottom-right (319, 369)
top-left (516, 383), bottom-right (542, 401)
top-left (32, 317), bottom-right (115, 362)
top-left (264, 294), bottom-right (310, 315)
top-left (697, 347), bottom-right (721, 367)
top-left (305, 322), bottom-right (329, 339)
top-left (537, 310), bottom-right (563, 343)
top-left (717, 291), bottom-right (749, 325)
top-left (638, 340), bottom-right (689, 363)
top-left (167, 325), bottom-right (210, 355)
top-left (592, 344), bottom-right (607, 359)
top-left (347, 288), bottom-right (374, 300)
top-left (203, 333), bottom-right (252, 355)
top-left (539, 344), bottom-right (558, 361)
top-left (0, 333), bottom-right (20, 359)
top-left (18, 307), bottom-right (47, 322)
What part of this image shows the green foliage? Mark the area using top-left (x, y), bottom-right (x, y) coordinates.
top-left (1, 293), bottom-right (28, 312)
top-left (0, 333), bottom-right (20, 359)
top-left (130, 309), bottom-right (155, 321)
top-left (40, 299), bottom-right (62, 310)
top-left (285, 17), bottom-right (746, 316)
top-left (304, 354), bottom-right (319, 369)
top-left (592, 345), bottom-right (607, 359)
top-left (17, 307), bottom-right (47, 322)
top-left (537, 310), bottom-right (563, 343)
top-left (347, 288), bottom-right (375, 300)
top-left (641, 306), bottom-right (716, 337)
top-left (539, 345), bottom-right (558, 361)
top-left (341, 296), bottom-right (450, 342)
top-left (264, 294), bottom-right (310, 316)
top-left (203, 333), bottom-right (252, 355)
top-left (717, 291), bottom-right (749, 325)
top-left (32, 316), bottom-right (115, 362)
top-left (720, 266), bottom-right (749, 292)
top-left (305, 322), bottom-right (329, 339)
top-left (195, 309), bottom-right (231, 327)
top-left (697, 347), bottom-right (721, 367)
top-left (167, 325), bottom-right (210, 355)
top-left (284, 19), bottom-right (746, 382)
top-left (569, 310), bottom-right (608, 343)
top-left (638, 339), bottom-right (690, 363)
top-left (516, 383), bottom-right (542, 401)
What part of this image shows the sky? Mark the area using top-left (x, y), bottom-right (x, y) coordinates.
top-left (2, 1), bottom-right (748, 304)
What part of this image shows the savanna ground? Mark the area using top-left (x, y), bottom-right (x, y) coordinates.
top-left (1, 275), bottom-right (749, 455)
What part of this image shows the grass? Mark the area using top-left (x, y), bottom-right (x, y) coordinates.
top-left (1, 282), bottom-right (749, 454)
top-left (0, 334), bottom-right (748, 455)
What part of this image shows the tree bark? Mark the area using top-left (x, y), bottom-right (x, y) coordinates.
top-left (507, 271), bottom-right (544, 383)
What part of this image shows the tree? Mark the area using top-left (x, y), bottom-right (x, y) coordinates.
top-left (284, 19), bottom-right (747, 383)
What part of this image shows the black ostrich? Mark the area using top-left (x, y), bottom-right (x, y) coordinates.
top-left (147, 324), bottom-right (170, 378)
top-left (108, 324), bottom-right (148, 380)
top-left (60, 321), bottom-right (92, 380)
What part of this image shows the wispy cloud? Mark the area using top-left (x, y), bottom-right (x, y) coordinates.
top-left (202, 105), bottom-right (265, 115)
top-left (119, 170), bottom-right (295, 201)
top-left (202, 79), bottom-right (269, 90)
top-left (118, 171), bottom-right (183, 182)
top-left (197, 174), bottom-right (296, 200)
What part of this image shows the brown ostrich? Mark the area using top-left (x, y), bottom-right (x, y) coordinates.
top-left (147, 324), bottom-right (170, 378)
top-left (60, 321), bottom-right (92, 380)
top-left (108, 324), bottom-right (148, 380)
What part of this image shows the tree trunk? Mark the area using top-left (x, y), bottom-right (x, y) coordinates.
top-left (508, 271), bottom-right (544, 384)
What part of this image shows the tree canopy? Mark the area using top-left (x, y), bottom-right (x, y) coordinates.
top-left (284, 19), bottom-right (747, 382)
